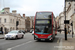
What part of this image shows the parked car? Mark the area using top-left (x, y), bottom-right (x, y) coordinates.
top-left (0, 31), bottom-right (3, 34)
top-left (0, 31), bottom-right (2, 34)
top-left (20, 30), bottom-right (25, 34)
top-left (32, 31), bottom-right (34, 35)
top-left (4, 30), bottom-right (24, 40)
top-left (30, 30), bottom-right (33, 33)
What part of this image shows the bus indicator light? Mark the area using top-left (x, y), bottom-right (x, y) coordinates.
top-left (41, 35), bottom-right (44, 36)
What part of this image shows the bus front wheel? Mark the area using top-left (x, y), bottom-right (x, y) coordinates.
top-left (50, 39), bottom-right (53, 42)
top-left (37, 39), bottom-right (41, 41)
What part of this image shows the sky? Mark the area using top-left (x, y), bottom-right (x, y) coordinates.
top-left (0, 0), bottom-right (64, 17)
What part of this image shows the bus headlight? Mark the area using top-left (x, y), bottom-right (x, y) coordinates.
top-left (35, 35), bottom-right (38, 38)
top-left (48, 35), bottom-right (51, 38)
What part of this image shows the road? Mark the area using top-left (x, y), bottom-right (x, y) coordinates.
top-left (0, 32), bottom-right (73, 50)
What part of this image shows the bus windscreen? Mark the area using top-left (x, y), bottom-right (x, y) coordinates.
top-left (35, 12), bottom-right (52, 34)
top-left (35, 25), bottom-right (52, 34)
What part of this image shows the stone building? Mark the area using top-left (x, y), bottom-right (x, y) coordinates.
top-left (25, 17), bottom-right (30, 32)
top-left (58, 12), bottom-right (65, 33)
top-left (65, 2), bottom-right (75, 34)
top-left (0, 7), bottom-right (25, 34)
top-left (55, 16), bottom-right (59, 29)
top-left (25, 16), bottom-right (34, 32)
top-left (30, 16), bottom-right (34, 29)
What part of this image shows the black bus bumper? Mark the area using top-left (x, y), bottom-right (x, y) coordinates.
top-left (34, 37), bottom-right (53, 41)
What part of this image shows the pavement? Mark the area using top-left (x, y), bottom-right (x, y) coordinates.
top-left (58, 32), bottom-right (75, 50)
top-left (0, 34), bottom-right (4, 39)
top-left (61, 38), bottom-right (75, 50)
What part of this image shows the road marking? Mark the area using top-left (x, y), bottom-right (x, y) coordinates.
top-left (7, 41), bottom-right (32, 50)
top-left (57, 39), bottom-right (59, 43)
top-left (57, 38), bottom-right (60, 43)
top-left (58, 39), bottom-right (62, 50)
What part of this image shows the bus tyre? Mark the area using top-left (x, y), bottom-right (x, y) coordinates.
top-left (21, 35), bottom-right (24, 39)
top-left (5, 38), bottom-right (8, 40)
top-left (34, 36), bottom-right (35, 40)
top-left (15, 36), bottom-right (18, 39)
top-left (37, 39), bottom-right (41, 41)
top-left (55, 34), bottom-right (57, 36)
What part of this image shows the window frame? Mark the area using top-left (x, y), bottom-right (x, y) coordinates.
top-left (4, 18), bottom-right (6, 23)
top-left (0, 18), bottom-right (1, 23)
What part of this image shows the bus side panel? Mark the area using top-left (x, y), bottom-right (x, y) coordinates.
top-left (52, 13), bottom-right (55, 38)
top-left (34, 13), bottom-right (36, 34)
top-left (52, 13), bottom-right (53, 35)
top-left (34, 13), bottom-right (36, 40)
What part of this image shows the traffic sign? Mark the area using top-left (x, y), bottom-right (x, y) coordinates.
top-left (64, 20), bottom-right (69, 24)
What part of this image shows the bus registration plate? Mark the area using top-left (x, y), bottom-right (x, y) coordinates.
top-left (41, 39), bottom-right (45, 40)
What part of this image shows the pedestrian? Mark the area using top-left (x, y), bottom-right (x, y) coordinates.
top-left (2, 30), bottom-right (3, 35)
top-left (68, 30), bottom-right (70, 34)
top-left (70, 30), bottom-right (71, 32)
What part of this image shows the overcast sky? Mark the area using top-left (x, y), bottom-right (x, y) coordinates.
top-left (0, 0), bottom-right (64, 17)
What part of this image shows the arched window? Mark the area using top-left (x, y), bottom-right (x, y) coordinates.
top-left (10, 27), bottom-right (12, 31)
top-left (10, 19), bottom-right (12, 23)
top-left (13, 19), bottom-right (14, 23)
top-left (13, 27), bottom-right (14, 30)
top-left (0, 18), bottom-right (1, 23)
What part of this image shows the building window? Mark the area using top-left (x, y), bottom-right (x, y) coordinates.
top-left (10, 27), bottom-right (12, 31)
top-left (13, 19), bottom-right (14, 23)
top-left (74, 9), bottom-right (75, 13)
top-left (4, 19), bottom-right (6, 23)
top-left (13, 27), bottom-right (14, 30)
top-left (10, 19), bottom-right (12, 23)
top-left (0, 18), bottom-right (1, 23)
top-left (74, 4), bottom-right (75, 6)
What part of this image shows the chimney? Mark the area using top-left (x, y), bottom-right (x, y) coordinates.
top-left (23, 14), bottom-right (25, 18)
top-left (12, 10), bottom-right (17, 14)
top-left (4, 7), bottom-right (10, 13)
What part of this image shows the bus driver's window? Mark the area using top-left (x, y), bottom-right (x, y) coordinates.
top-left (44, 26), bottom-right (48, 33)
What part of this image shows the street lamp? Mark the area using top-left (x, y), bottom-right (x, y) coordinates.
top-left (71, 21), bottom-right (74, 38)
top-left (25, 17), bottom-right (26, 31)
top-left (64, 0), bottom-right (67, 40)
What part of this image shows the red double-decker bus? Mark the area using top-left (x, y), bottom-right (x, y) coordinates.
top-left (34, 11), bottom-right (56, 41)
